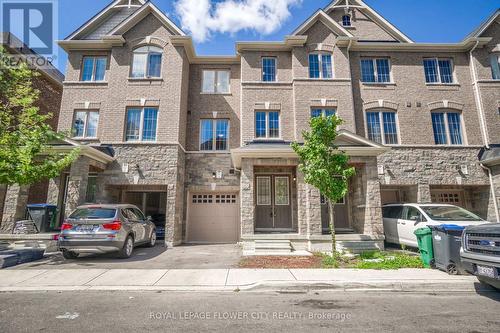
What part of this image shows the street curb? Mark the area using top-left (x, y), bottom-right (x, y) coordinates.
top-left (0, 280), bottom-right (491, 293)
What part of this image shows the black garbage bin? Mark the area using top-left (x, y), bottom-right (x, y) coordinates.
top-left (430, 224), bottom-right (465, 275)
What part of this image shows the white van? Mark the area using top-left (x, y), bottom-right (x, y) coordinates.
top-left (382, 204), bottom-right (488, 248)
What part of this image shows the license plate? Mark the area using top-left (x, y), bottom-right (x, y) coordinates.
top-left (476, 265), bottom-right (496, 279)
top-left (77, 225), bottom-right (97, 232)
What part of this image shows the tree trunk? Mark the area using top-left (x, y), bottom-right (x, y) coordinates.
top-left (327, 199), bottom-right (336, 256)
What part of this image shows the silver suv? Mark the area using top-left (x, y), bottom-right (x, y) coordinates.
top-left (58, 204), bottom-right (157, 259)
top-left (461, 223), bottom-right (500, 289)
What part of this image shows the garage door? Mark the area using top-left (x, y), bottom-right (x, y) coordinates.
top-left (187, 193), bottom-right (239, 243)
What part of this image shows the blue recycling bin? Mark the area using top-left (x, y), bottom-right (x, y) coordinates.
top-left (430, 224), bottom-right (465, 275)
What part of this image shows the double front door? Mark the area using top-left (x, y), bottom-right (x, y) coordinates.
top-left (255, 175), bottom-right (293, 231)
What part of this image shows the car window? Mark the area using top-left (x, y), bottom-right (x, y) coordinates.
top-left (383, 206), bottom-right (403, 219)
top-left (420, 206), bottom-right (483, 221)
top-left (133, 208), bottom-right (145, 221)
top-left (404, 207), bottom-right (425, 221)
top-left (123, 208), bottom-right (139, 220)
top-left (69, 208), bottom-right (116, 219)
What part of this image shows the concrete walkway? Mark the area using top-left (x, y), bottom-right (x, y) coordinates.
top-left (0, 268), bottom-right (488, 292)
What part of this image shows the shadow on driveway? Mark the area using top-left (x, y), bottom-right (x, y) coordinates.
top-left (9, 243), bottom-right (241, 270)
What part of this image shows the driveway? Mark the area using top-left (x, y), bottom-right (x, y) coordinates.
top-left (8, 244), bottom-right (241, 270)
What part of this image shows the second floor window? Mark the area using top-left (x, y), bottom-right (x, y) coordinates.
top-left (431, 112), bottom-right (463, 145)
top-left (423, 58), bottom-right (454, 84)
top-left (309, 53), bottom-right (333, 79)
top-left (131, 46), bottom-right (162, 78)
top-left (255, 111), bottom-right (280, 139)
top-left (361, 58), bottom-right (391, 83)
top-left (125, 107), bottom-right (158, 142)
top-left (81, 56), bottom-right (106, 81)
top-left (490, 54), bottom-right (500, 80)
top-left (262, 57), bottom-right (277, 82)
top-left (202, 70), bottom-right (230, 93)
top-left (366, 111), bottom-right (398, 145)
top-left (73, 110), bottom-right (99, 138)
top-left (200, 119), bottom-right (229, 151)
top-left (311, 108), bottom-right (336, 118)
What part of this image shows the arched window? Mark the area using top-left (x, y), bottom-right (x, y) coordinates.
top-left (131, 45), bottom-right (163, 78)
top-left (431, 110), bottom-right (463, 145)
top-left (342, 15), bottom-right (351, 27)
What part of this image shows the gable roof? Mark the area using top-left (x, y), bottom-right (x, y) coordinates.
top-left (109, 1), bottom-right (185, 36)
top-left (465, 8), bottom-right (500, 39)
top-left (324, 0), bottom-right (414, 43)
top-left (292, 9), bottom-right (354, 37)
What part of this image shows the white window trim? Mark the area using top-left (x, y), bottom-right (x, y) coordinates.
top-left (201, 70), bottom-right (231, 94)
top-left (309, 52), bottom-right (334, 79)
top-left (255, 111), bottom-right (281, 140)
top-left (72, 110), bottom-right (99, 139)
top-left (256, 176), bottom-right (272, 206)
top-left (431, 111), bottom-right (467, 146)
top-left (274, 176), bottom-right (290, 206)
top-left (125, 107), bottom-right (159, 142)
top-left (424, 57), bottom-right (456, 84)
top-left (199, 119), bottom-right (230, 151)
top-left (131, 47), bottom-right (163, 79)
top-left (81, 56), bottom-right (107, 82)
top-left (360, 58), bottom-right (393, 83)
top-left (262, 57), bottom-right (278, 82)
top-left (364, 110), bottom-right (400, 146)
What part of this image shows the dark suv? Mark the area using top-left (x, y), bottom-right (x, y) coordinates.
top-left (461, 223), bottom-right (500, 289)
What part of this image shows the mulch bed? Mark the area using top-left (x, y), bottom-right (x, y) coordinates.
top-left (239, 255), bottom-right (322, 269)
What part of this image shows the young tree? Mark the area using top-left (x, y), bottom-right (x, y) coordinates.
top-left (0, 47), bottom-right (78, 187)
top-left (292, 115), bottom-right (355, 258)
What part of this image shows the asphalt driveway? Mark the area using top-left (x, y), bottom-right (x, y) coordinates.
top-left (8, 244), bottom-right (242, 270)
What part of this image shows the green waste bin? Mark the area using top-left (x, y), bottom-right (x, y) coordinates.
top-left (414, 227), bottom-right (434, 268)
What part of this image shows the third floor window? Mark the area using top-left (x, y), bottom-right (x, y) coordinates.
top-left (366, 111), bottom-right (399, 145)
top-left (423, 58), bottom-right (454, 84)
top-left (309, 53), bottom-right (333, 79)
top-left (202, 70), bottom-right (230, 93)
top-left (360, 58), bottom-right (391, 83)
top-left (262, 57), bottom-right (277, 82)
top-left (131, 46), bottom-right (162, 79)
top-left (491, 54), bottom-right (500, 80)
top-left (81, 56), bottom-right (106, 82)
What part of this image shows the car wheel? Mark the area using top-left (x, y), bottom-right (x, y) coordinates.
top-left (446, 264), bottom-right (458, 275)
top-left (118, 235), bottom-right (134, 259)
top-left (146, 230), bottom-right (156, 248)
top-left (62, 250), bottom-right (79, 260)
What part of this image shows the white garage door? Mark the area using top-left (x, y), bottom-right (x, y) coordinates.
top-left (187, 193), bottom-right (240, 243)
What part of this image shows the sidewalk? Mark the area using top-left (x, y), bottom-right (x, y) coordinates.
top-left (0, 268), bottom-right (489, 292)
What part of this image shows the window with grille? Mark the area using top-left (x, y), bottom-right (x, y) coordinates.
top-left (423, 58), bottom-right (454, 83)
top-left (360, 58), bottom-right (391, 83)
top-left (431, 112), bottom-right (463, 145)
top-left (366, 111), bottom-right (399, 145)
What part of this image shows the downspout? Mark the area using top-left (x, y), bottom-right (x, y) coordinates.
top-left (347, 38), bottom-right (356, 133)
top-left (480, 163), bottom-right (500, 222)
top-left (469, 40), bottom-right (490, 148)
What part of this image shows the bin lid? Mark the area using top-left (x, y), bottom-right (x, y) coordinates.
top-left (432, 224), bottom-right (465, 232)
top-left (27, 204), bottom-right (57, 209)
top-left (414, 227), bottom-right (432, 235)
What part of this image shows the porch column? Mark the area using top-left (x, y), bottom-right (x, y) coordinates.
top-left (64, 157), bottom-right (90, 217)
top-left (0, 184), bottom-right (30, 233)
top-left (303, 181), bottom-right (322, 236)
top-left (240, 159), bottom-right (255, 235)
top-left (365, 160), bottom-right (384, 236)
top-left (417, 183), bottom-right (432, 204)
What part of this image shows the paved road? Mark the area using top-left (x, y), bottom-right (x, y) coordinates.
top-left (0, 291), bottom-right (499, 332)
top-left (10, 244), bottom-right (241, 270)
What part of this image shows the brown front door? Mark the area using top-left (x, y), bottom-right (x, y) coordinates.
top-left (321, 195), bottom-right (351, 233)
top-left (255, 175), bottom-right (293, 232)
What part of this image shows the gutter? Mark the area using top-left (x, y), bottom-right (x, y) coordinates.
top-left (469, 40), bottom-right (490, 148)
top-left (480, 163), bottom-right (500, 222)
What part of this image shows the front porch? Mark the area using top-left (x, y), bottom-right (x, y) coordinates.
top-left (231, 130), bottom-right (390, 255)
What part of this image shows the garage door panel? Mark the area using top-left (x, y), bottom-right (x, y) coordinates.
top-left (187, 193), bottom-right (239, 243)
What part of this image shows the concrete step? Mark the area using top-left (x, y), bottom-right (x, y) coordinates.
top-left (254, 239), bottom-right (293, 255)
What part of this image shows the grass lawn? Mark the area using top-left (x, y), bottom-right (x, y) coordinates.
top-left (239, 250), bottom-right (425, 269)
